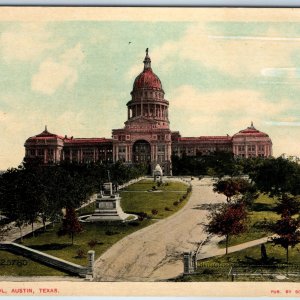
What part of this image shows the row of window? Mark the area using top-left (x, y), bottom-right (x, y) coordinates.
top-left (27, 148), bottom-right (112, 157)
top-left (237, 153), bottom-right (266, 158)
top-left (133, 91), bottom-right (164, 99)
top-left (237, 145), bottom-right (266, 152)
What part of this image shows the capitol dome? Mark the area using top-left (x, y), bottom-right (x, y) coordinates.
top-left (132, 48), bottom-right (163, 92)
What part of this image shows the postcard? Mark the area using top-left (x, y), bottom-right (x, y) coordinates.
top-left (0, 6), bottom-right (300, 297)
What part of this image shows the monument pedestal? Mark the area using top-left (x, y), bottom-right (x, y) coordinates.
top-left (83, 182), bottom-right (136, 222)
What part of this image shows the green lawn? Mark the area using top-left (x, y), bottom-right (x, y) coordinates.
top-left (175, 242), bottom-right (300, 282)
top-left (80, 179), bottom-right (190, 219)
top-left (4, 179), bottom-right (190, 276)
top-left (0, 250), bottom-right (68, 276)
top-left (218, 194), bottom-right (280, 248)
top-left (122, 180), bottom-right (188, 192)
top-left (21, 220), bottom-right (153, 266)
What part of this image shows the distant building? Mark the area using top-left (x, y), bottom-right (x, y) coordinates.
top-left (24, 49), bottom-right (273, 174)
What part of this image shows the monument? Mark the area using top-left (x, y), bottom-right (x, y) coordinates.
top-left (80, 182), bottom-right (136, 222)
top-left (153, 164), bottom-right (163, 183)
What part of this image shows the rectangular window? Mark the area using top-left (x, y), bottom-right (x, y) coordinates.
top-left (119, 146), bottom-right (126, 153)
top-left (157, 145), bottom-right (165, 152)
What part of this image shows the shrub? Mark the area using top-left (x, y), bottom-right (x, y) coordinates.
top-left (165, 207), bottom-right (172, 211)
top-left (138, 212), bottom-right (148, 221)
top-left (87, 239), bottom-right (97, 248)
top-left (76, 249), bottom-right (86, 258)
top-left (173, 201), bottom-right (179, 206)
top-left (151, 209), bottom-right (158, 215)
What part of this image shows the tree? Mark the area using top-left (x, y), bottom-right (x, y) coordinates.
top-left (250, 157), bottom-right (300, 197)
top-left (0, 167), bottom-right (29, 242)
top-left (206, 203), bottom-right (248, 254)
top-left (58, 207), bottom-right (82, 245)
top-left (213, 178), bottom-right (254, 203)
top-left (274, 194), bottom-right (300, 217)
top-left (272, 212), bottom-right (300, 264)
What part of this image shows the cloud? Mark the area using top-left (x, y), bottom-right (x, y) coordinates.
top-left (168, 85), bottom-right (300, 157)
top-left (126, 63), bottom-right (142, 82)
top-left (31, 43), bottom-right (85, 95)
top-left (149, 25), bottom-right (300, 76)
top-left (264, 121), bottom-right (300, 127)
top-left (209, 35), bottom-right (300, 41)
top-left (169, 85), bottom-right (292, 136)
top-left (0, 23), bottom-right (61, 63)
top-left (261, 67), bottom-right (300, 79)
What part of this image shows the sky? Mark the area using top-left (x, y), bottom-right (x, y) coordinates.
top-left (1, 16), bottom-right (300, 169)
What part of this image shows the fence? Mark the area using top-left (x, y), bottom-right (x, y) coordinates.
top-left (188, 262), bottom-right (300, 281)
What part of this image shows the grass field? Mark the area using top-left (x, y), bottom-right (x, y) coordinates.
top-left (80, 180), bottom-right (190, 219)
top-left (0, 250), bottom-right (68, 276)
top-left (1, 179), bottom-right (190, 276)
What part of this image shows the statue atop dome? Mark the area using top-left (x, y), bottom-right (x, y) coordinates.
top-left (143, 47), bottom-right (151, 70)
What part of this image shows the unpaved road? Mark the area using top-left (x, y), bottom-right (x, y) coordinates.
top-left (93, 177), bottom-right (226, 282)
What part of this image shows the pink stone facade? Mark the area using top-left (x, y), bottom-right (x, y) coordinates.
top-left (24, 50), bottom-right (273, 175)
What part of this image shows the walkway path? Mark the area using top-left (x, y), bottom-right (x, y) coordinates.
top-left (198, 235), bottom-right (274, 260)
top-left (94, 177), bottom-right (226, 282)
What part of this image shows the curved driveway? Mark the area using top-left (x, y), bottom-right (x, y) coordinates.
top-left (93, 177), bottom-right (226, 281)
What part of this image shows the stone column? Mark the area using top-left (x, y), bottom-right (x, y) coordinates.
top-left (96, 148), bottom-right (99, 162)
top-left (116, 145), bottom-right (119, 161)
top-left (125, 145), bottom-right (128, 162)
top-left (183, 252), bottom-right (190, 274)
top-left (129, 144), bottom-right (132, 162)
top-left (264, 144), bottom-right (267, 157)
top-left (127, 108), bottom-right (130, 120)
top-left (44, 149), bottom-right (47, 164)
top-left (87, 250), bottom-right (95, 276)
top-left (255, 145), bottom-right (258, 157)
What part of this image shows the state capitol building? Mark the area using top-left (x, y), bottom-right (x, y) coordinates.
top-left (24, 49), bottom-right (273, 175)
